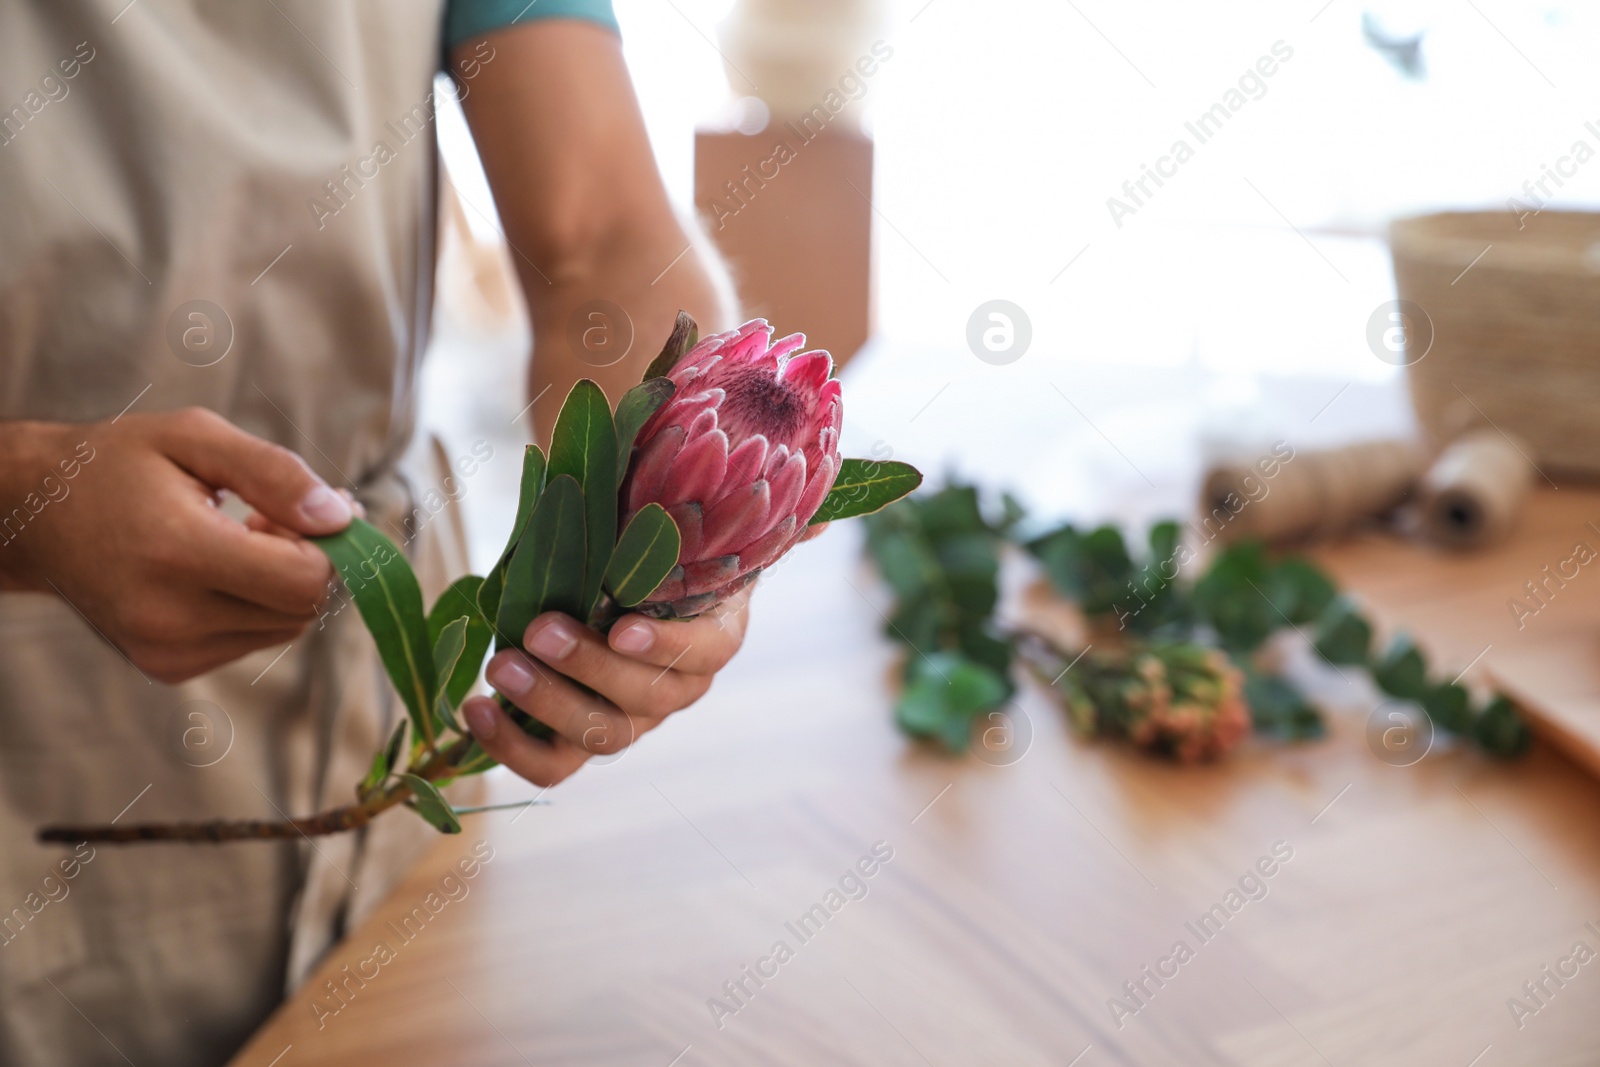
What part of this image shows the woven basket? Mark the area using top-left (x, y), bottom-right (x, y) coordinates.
top-left (1391, 210), bottom-right (1600, 479)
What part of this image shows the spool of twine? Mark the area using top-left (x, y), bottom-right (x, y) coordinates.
top-left (1201, 440), bottom-right (1424, 544)
top-left (1416, 428), bottom-right (1534, 549)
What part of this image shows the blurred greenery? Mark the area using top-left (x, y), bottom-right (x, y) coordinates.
top-left (865, 483), bottom-right (1532, 760)
top-left (863, 483), bottom-right (1017, 752)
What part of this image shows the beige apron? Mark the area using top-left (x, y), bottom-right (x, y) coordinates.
top-left (0, 3), bottom-right (476, 1064)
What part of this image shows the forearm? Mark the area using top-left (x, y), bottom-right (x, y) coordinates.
top-left (518, 223), bottom-right (734, 441)
top-left (453, 20), bottom-right (736, 445)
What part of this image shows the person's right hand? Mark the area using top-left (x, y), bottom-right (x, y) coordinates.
top-left (0, 408), bottom-right (354, 684)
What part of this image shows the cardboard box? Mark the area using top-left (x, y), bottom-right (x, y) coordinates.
top-left (695, 125), bottom-right (873, 367)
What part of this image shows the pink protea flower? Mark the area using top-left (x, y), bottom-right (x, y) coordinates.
top-left (621, 319), bottom-right (843, 617)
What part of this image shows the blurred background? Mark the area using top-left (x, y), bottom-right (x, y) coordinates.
top-left (421, 0), bottom-right (1600, 561)
top-left (229, 6), bottom-right (1600, 1060)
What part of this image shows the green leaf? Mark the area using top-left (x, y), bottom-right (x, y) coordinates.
top-left (1474, 695), bottom-right (1532, 758)
top-left (997, 492), bottom-right (1028, 532)
top-left (953, 621), bottom-right (1016, 689)
top-left (1312, 596), bottom-right (1372, 666)
top-left (605, 503), bottom-right (682, 607)
top-left (1241, 669), bottom-right (1325, 740)
top-left (400, 774), bottom-right (462, 834)
top-left (1269, 557), bottom-right (1338, 624)
top-left (498, 474), bottom-right (587, 645)
top-left (885, 596), bottom-right (942, 653)
top-left (384, 716), bottom-right (409, 771)
top-left (1192, 542), bottom-right (1280, 653)
top-left (478, 446), bottom-right (546, 634)
top-left (430, 616), bottom-right (470, 734)
top-left (314, 518), bottom-right (438, 746)
top-left (864, 509), bottom-right (941, 603)
top-left (507, 446), bottom-right (548, 554)
top-left (547, 380), bottom-right (618, 618)
top-left (1422, 681), bottom-right (1474, 735)
top-left (642, 309), bottom-right (698, 382)
top-left (915, 484), bottom-right (985, 540)
top-left (614, 377), bottom-right (676, 486)
top-left (357, 718), bottom-right (408, 801)
top-left (1028, 524), bottom-right (1137, 617)
top-left (1148, 521), bottom-right (1180, 569)
top-left (936, 532), bottom-right (1001, 616)
top-left (809, 459), bottom-right (924, 524)
top-left (436, 741), bottom-right (498, 783)
top-left (1371, 633), bottom-right (1430, 701)
top-left (894, 652), bottom-right (1010, 752)
top-left (428, 575), bottom-right (481, 645)
top-left (1119, 524), bottom-right (1190, 637)
top-left (428, 575), bottom-right (492, 709)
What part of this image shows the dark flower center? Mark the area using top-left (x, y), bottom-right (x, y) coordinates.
top-left (718, 368), bottom-right (804, 444)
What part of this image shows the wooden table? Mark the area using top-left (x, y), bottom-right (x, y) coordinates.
top-left (228, 502), bottom-right (1600, 1067)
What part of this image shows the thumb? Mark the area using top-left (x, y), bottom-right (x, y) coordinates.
top-left (160, 408), bottom-right (354, 535)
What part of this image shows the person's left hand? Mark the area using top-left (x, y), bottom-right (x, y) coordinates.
top-left (459, 589), bottom-right (751, 786)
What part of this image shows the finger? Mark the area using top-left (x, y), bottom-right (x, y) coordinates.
top-left (800, 521), bottom-right (828, 543)
top-left (497, 618), bottom-right (705, 725)
top-left (246, 489), bottom-right (363, 537)
top-left (136, 627), bottom-right (308, 685)
top-left (460, 696), bottom-right (590, 787)
top-left (483, 648), bottom-right (644, 753)
top-left (193, 510), bottom-right (334, 616)
top-left (604, 589), bottom-right (751, 675)
top-left (198, 591), bottom-right (321, 633)
top-left (245, 512), bottom-right (295, 537)
top-left (339, 488), bottom-right (367, 519)
top-left (159, 407), bottom-right (354, 536)
top-left (207, 627), bottom-right (308, 656)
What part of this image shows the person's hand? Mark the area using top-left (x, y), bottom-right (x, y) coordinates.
top-left (0, 408), bottom-right (354, 683)
top-left (460, 588), bottom-right (752, 786)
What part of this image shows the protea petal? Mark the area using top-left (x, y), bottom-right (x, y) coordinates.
top-left (721, 321), bottom-right (772, 365)
top-left (780, 350), bottom-right (832, 393)
top-left (653, 591), bottom-right (720, 617)
top-left (683, 555), bottom-right (742, 596)
top-left (767, 332), bottom-right (808, 362)
top-left (702, 479), bottom-right (770, 557)
top-left (722, 434), bottom-right (770, 496)
top-left (626, 424), bottom-right (685, 514)
top-left (675, 354), bottom-right (721, 388)
top-left (666, 502), bottom-right (704, 561)
top-left (795, 453), bottom-right (836, 523)
top-left (684, 406), bottom-right (719, 442)
top-left (766, 450), bottom-right (807, 521)
top-left (739, 515), bottom-right (797, 573)
top-left (763, 442), bottom-right (790, 478)
top-left (663, 429), bottom-right (728, 507)
top-left (649, 565), bottom-right (687, 604)
top-left (819, 381), bottom-right (842, 428)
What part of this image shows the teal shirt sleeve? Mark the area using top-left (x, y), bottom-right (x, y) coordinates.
top-left (444, 0), bottom-right (619, 50)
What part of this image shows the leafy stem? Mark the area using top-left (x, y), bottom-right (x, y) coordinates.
top-left (39, 737), bottom-right (478, 844)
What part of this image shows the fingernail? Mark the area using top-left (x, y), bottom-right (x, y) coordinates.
top-left (612, 622), bottom-right (654, 655)
top-left (527, 618), bottom-right (577, 661)
top-left (300, 484), bottom-right (353, 528)
top-left (489, 657), bottom-right (536, 697)
top-left (463, 699), bottom-right (498, 741)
